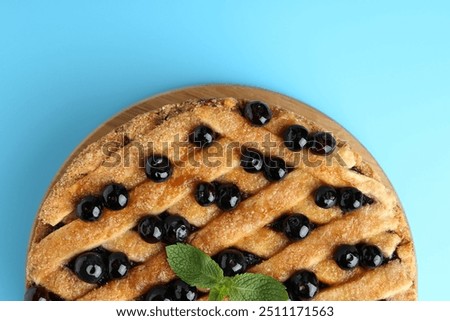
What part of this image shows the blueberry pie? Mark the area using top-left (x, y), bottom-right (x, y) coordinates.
top-left (26, 97), bottom-right (417, 300)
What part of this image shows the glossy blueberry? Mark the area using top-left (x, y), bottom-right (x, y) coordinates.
top-left (215, 183), bottom-right (242, 211)
top-left (338, 187), bottom-right (364, 212)
top-left (108, 252), bottom-right (131, 279)
top-left (195, 182), bottom-right (216, 206)
top-left (285, 270), bottom-right (319, 300)
top-left (358, 244), bottom-right (384, 269)
top-left (145, 155), bottom-right (172, 182)
top-left (102, 183), bottom-right (129, 210)
top-left (283, 125), bottom-right (309, 151)
top-left (76, 195), bottom-right (103, 222)
top-left (25, 286), bottom-right (48, 301)
top-left (24, 286), bottom-right (61, 301)
top-left (308, 132), bottom-right (337, 155)
top-left (242, 251), bottom-right (263, 267)
top-left (282, 214), bottom-right (311, 241)
top-left (144, 285), bottom-right (171, 301)
top-left (167, 279), bottom-right (198, 301)
top-left (334, 245), bottom-right (360, 270)
top-left (314, 186), bottom-right (338, 209)
top-left (73, 252), bottom-right (106, 284)
top-left (215, 249), bottom-right (247, 276)
top-left (243, 101), bottom-right (272, 126)
top-left (189, 125), bottom-right (216, 148)
top-left (138, 215), bottom-right (164, 243)
top-left (263, 157), bottom-right (288, 181)
top-left (163, 215), bottom-right (191, 244)
top-left (240, 148), bottom-right (264, 173)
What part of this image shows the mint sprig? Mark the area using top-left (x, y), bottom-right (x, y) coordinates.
top-left (166, 243), bottom-right (223, 289)
top-left (166, 244), bottom-right (289, 301)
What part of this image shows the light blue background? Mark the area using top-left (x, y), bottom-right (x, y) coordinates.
top-left (1, 0), bottom-right (449, 301)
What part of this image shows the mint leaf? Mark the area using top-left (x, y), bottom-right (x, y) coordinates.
top-left (208, 287), bottom-right (227, 301)
top-left (208, 277), bottom-right (233, 301)
top-left (228, 273), bottom-right (289, 301)
top-left (166, 243), bottom-right (223, 289)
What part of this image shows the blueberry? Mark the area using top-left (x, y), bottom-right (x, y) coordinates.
top-left (334, 245), bottom-right (359, 270)
top-left (24, 286), bottom-right (59, 301)
top-left (314, 186), bottom-right (338, 209)
top-left (189, 125), bottom-right (216, 148)
top-left (102, 183), bottom-right (129, 210)
top-left (195, 182), bottom-right (216, 206)
top-left (215, 183), bottom-right (242, 211)
top-left (240, 148), bottom-right (264, 173)
top-left (108, 252), bottom-right (131, 279)
top-left (76, 196), bottom-right (103, 222)
top-left (25, 286), bottom-right (48, 301)
top-left (145, 155), bottom-right (172, 182)
top-left (338, 187), bottom-right (364, 212)
top-left (167, 279), bottom-right (197, 301)
top-left (243, 101), bottom-right (272, 126)
top-left (285, 270), bottom-right (319, 300)
top-left (163, 215), bottom-right (191, 244)
top-left (263, 157), bottom-right (288, 181)
top-left (242, 251), bottom-right (263, 267)
top-left (73, 252), bottom-right (106, 284)
top-left (137, 216), bottom-right (164, 243)
top-left (282, 214), bottom-right (311, 241)
top-left (144, 285), bottom-right (171, 301)
top-left (215, 249), bottom-right (247, 276)
top-left (283, 125), bottom-right (309, 151)
top-left (358, 244), bottom-right (384, 269)
top-left (309, 132), bottom-right (336, 155)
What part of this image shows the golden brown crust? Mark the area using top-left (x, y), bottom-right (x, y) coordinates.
top-left (26, 97), bottom-right (416, 301)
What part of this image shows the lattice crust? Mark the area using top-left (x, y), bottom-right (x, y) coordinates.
top-left (26, 98), bottom-right (416, 301)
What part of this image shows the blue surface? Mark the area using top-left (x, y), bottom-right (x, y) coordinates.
top-left (1, 0), bottom-right (449, 301)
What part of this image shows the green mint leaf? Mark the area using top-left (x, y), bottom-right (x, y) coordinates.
top-left (228, 273), bottom-right (289, 301)
top-left (208, 287), bottom-right (227, 301)
top-left (208, 277), bottom-right (233, 301)
top-left (166, 243), bottom-right (224, 289)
